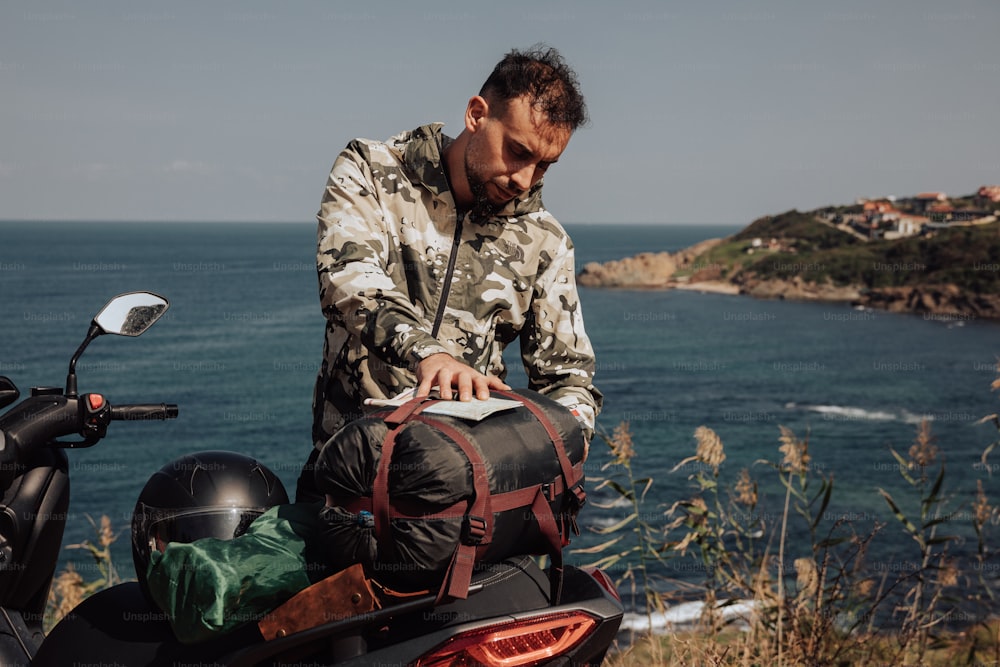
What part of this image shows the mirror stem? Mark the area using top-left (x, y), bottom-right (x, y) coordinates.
top-left (66, 322), bottom-right (102, 397)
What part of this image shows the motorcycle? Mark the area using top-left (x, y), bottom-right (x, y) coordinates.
top-left (0, 292), bottom-right (624, 666)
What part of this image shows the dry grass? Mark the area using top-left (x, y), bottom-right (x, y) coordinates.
top-left (606, 621), bottom-right (1000, 667)
top-left (44, 513), bottom-right (121, 631)
top-left (586, 408), bottom-right (1000, 667)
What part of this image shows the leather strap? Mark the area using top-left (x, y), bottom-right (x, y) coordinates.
top-left (257, 563), bottom-right (378, 641)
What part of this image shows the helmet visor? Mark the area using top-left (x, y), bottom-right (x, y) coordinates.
top-left (137, 504), bottom-right (266, 554)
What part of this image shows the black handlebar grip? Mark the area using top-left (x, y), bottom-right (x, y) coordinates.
top-left (110, 404), bottom-right (179, 421)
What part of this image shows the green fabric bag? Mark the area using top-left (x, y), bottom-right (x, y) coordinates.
top-left (145, 502), bottom-right (322, 644)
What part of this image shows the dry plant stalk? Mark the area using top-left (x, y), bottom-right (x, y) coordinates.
top-left (44, 514), bottom-right (121, 630)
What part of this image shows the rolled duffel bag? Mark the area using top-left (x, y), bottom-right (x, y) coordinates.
top-left (313, 388), bottom-right (586, 603)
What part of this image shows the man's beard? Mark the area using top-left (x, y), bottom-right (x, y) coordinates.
top-left (464, 150), bottom-right (504, 221)
top-left (467, 179), bottom-right (501, 221)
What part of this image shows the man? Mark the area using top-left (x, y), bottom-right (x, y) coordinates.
top-left (298, 45), bottom-right (602, 501)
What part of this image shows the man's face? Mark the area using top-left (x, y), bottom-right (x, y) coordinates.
top-left (463, 95), bottom-right (572, 214)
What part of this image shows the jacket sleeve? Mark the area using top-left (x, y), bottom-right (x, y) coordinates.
top-left (316, 144), bottom-right (449, 369)
top-left (519, 235), bottom-right (603, 432)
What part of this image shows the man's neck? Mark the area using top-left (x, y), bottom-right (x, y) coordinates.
top-left (441, 132), bottom-right (473, 210)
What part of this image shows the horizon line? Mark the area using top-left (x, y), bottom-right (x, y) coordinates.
top-left (0, 218), bottom-right (746, 227)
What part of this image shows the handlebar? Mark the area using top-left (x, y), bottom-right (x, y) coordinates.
top-left (2, 395), bottom-right (178, 447)
top-left (0, 396), bottom-right (179, 480)
top-left (110, 404), bottom-right (179, 421)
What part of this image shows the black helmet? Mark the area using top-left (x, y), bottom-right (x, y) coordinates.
top-left (131, 450), bottom-right (288, 596)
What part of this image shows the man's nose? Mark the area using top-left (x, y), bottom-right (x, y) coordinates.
top-left (509, 162), bottom-right (535, 192)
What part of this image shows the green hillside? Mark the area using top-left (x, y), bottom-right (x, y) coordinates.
top-left (698, 210), bottom-right (1000, 293)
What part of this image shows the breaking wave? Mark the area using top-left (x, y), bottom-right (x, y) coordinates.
top-left (785, 403), bottom-right (929, 424)
top-left (619, 600), bottom-right (755, 633)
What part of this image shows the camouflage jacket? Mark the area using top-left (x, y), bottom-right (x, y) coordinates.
top-left (312, 123), bottom-right (602, 448)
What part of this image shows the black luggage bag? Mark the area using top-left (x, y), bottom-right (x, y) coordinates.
top-left (313, 388), bottom-right (587, 602)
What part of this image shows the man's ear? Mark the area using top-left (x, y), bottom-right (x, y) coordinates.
top-left (464, 95), bottom-right (489, 133)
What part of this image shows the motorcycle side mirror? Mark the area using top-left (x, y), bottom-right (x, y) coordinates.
top-left (0, 377), bottom-right (19, 410)
top-left (93, 292), bottom-right (170, 337)
top-left (66, 292), bottom-right (170, 397)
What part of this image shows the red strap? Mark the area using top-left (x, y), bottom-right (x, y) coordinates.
top-left (441, 547), bottom-right (477, 603)
top-left (488, 472), bottom-right (572, 512)
top-left (333, 495), bottom-right (372, 515)
top-left (413, 415), bottom-right (493, 546)
top-left (494, 390), bottom-right (585, 502)
top-left (494, 391), bottom-right (580, 600)
top-left (333, 495), bottom-right (471, 521)
top-left (371, 405), bottom-right (492, 603)
top-left (384, 395), bottom-right (435, 427)
top-left (339, 469), bottom-right (583, 519)
top-left (531, 486), bottom-right (565, 603)
top-left (372, 397), bottom-right (436, 555)
top-left (406, 415), bottom-right (493, 602)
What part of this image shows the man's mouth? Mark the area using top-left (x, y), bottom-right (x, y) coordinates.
top-left (491, 182), bottom-right (518, 202)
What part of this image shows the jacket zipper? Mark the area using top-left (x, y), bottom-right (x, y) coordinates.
top-left (431, 213), bottom-right (464, 339)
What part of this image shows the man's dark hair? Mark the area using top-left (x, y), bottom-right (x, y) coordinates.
top-left (480, 45), bottom-right (588, 130)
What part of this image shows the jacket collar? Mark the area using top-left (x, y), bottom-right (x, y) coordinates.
top-left (402, 123), bottom-right (545, 218)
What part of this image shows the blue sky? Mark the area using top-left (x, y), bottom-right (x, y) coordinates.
top-left (2, 0), bottom-right (998, 225)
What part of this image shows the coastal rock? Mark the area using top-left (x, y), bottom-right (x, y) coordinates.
top-left (577, 238), bottom-right (724, 288)
top-left (578, 252), bottom-right (676, 287)
top-left (858, 285), bottom-right (1000, 320)
top-left (737, 276), bottom-right (862, 302)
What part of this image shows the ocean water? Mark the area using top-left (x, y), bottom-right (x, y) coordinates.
top-left (2, 220), bottom-right (999, 604)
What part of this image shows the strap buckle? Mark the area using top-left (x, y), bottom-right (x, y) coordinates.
top-left (568, 480), bottom-right (586, 509)
top-left (461, 515), bottom-right (488, 545)
top-left (541, 482), bottom-right (556, 502)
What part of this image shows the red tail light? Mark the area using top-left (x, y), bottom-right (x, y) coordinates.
top-left (412, 611), bottom-right (599, 667)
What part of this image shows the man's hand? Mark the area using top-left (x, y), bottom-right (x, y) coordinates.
top-left (415, 353), bottom-right (510, 401)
